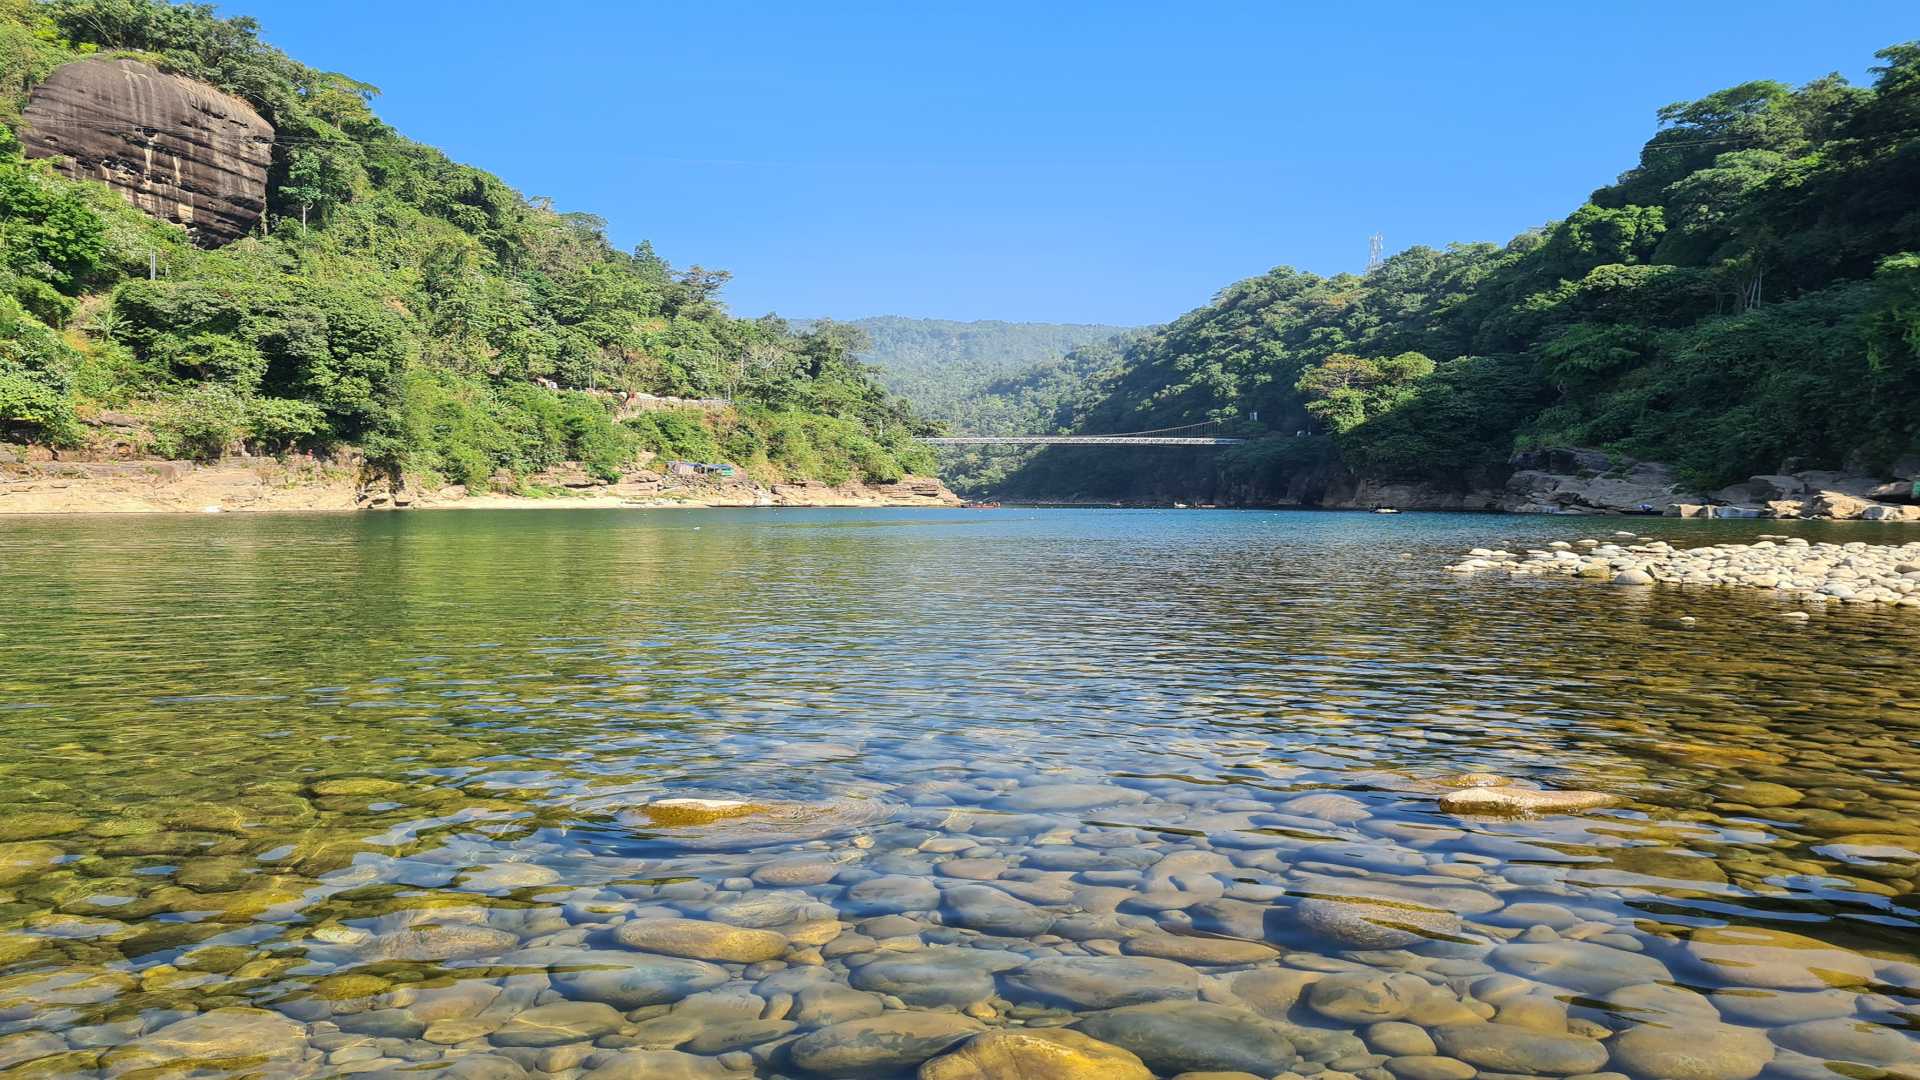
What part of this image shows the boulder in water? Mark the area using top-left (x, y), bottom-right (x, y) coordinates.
top-left (1431, 1022), bottom-right (1609, 1075)
top-left (1071, 1000), bottom-right (1298, 1077)
top-left (1490, 940), bottom-right (1673, 994)
top-left (612, 916), bottom-right (788, 963)
top-left (1439, 785), bottom-right (1620, 814)
top-left (920, 1029), bottom-right (1152, 1080)
top-left (1681, 925), bottom-right (1875, 990)
top-left (104, 1008), bottom-right (307, 1073)
top-left (1608, 1021), bottom-right (1775, 1080)
top-left (1002, 955), bottom-right (1201, 1010)
top-left (786, 1013), bottom-right (983, 1076)
top-left (631, 798), bottom-right (769, 826)
top-left (1296, 895), bottom-right (1464, 948)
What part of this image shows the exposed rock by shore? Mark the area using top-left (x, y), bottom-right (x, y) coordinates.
top-left (1449, 536), bottom-right (1920, 608)
top-left (0, 448), bottom-right (959, 515)
top-left (1352, 450), bottom-right (1920, 520)
top-left (0, 455), bottom-right (363, 514)
top-left (1157, 441), bottom-right (1920, 520)
top-left (1501, 449), bottom-right (1690, 515)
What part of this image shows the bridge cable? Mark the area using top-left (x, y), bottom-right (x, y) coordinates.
top-left (1094, 418), bottom-right (1225, 437)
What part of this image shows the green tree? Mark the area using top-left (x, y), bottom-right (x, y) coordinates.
top-left (0, 159), bottom-right (106, 298)
top-left (1295, 351), bottom-right (1434, 433)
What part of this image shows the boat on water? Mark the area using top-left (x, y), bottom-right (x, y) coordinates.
top-left (1372, 507), bottom-right (1401, 514)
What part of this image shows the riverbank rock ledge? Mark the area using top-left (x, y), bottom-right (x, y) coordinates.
top-left (23, 57), bottom-right (274, 246)
top-left (1449, 537), bottom-right (1920, 609)
top-left (1247, 445), bottom-right (1919, 517)
top-left (1503, 448), bottom-right (1920, 520)
top-left (1504, 450), bottom-right (1687, 515)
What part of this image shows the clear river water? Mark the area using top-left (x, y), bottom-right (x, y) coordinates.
top-left (0, 507), bottom-right (1916, 1080)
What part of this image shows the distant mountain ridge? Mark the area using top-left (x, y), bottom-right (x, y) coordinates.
top-left (812, 317), bottom-right (1134, 427)
top-left (792, 316), bottom-right (1141, 497)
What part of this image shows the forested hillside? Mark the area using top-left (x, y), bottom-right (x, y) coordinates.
top-left (0, 0), bottom-right (934, 490)
top-left (1003, 45), bottom-right (1920, 502)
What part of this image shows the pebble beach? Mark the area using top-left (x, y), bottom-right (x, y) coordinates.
top-left (1448, 534), bottom-right (1920, 609)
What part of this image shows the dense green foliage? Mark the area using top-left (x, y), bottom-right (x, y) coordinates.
top-left (623, 405), bottom-right (932, 487)
top-left (1003, 46), bottom-right (1920, 500)
top-left (0, 0), bottom-right (931, 488)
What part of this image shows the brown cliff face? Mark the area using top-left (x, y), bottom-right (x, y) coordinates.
top-left (21, 57), bottom-right (273, 246)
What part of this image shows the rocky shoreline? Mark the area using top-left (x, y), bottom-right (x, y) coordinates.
top-left (1502, 449), bottom-right (1920, 523)
top-left (1449, 535), bottom-right (1920, 609)
top-left (0, 452), bottom-right (960, 515)
top-left (1208, 444), bottom-right (1920, 521)
top-left (1338, 459), bottom-right (1920, 521)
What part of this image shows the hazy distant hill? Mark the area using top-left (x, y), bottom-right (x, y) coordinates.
top-left (829, 317), bottom-right (1133, 426)
top-left (784, 317), bottom-right (1140, 497)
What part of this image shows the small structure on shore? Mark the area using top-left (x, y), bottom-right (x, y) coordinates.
top-left (666, 461), bottom-right (738, 479)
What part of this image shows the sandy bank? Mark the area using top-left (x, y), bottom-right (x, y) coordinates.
top-left (0, 454), bottom-right (960, 516)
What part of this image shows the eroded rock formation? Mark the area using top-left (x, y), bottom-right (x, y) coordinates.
top-left (21, 57), bottom-right (273, 246)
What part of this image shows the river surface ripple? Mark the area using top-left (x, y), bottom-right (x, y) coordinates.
top-left (0, 508), bottom-right (1916, 1079)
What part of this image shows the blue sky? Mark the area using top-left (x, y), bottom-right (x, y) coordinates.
top-left (232, 1), bottom-right (1911, 325)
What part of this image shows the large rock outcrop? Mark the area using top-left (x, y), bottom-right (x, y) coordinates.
top-left (21, 57), bottom-right (273, 246)
top-left (1500, 447), bottom-right (1693, 514)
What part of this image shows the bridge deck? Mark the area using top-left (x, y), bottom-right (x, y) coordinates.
top-left (920, 436), bottom-right (1245, 446)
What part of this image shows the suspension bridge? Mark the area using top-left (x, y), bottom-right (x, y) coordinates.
top-left (919, 420), bottom-right (1245, 447)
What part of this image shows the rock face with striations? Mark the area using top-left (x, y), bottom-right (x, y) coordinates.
top-left (21, 57), bottom-right (273, 246)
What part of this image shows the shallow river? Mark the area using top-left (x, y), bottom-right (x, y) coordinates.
top-left (0, 507), bottom-right (1917, 1080)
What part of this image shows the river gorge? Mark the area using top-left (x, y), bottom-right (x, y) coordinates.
top-left (0, 508), bottom-right (1916, 1079)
